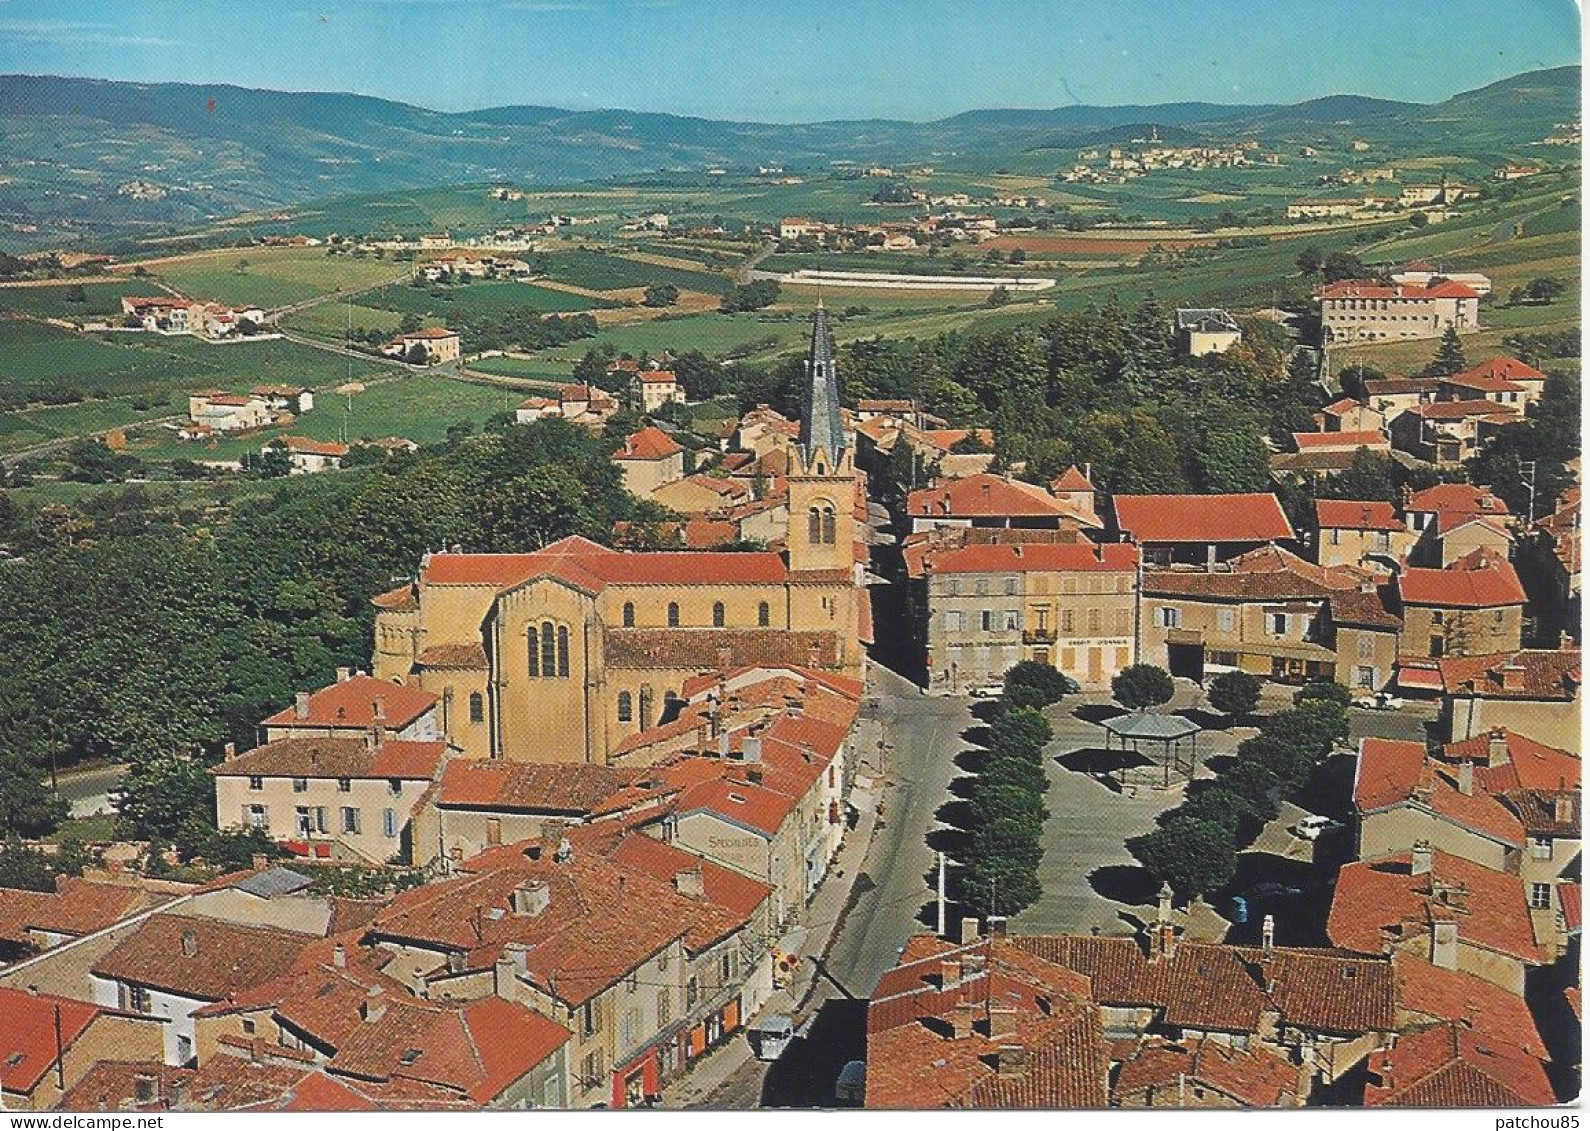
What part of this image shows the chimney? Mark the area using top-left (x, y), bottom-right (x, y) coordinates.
top-left (337, 666), bottom-right (351, 683)
top-left (989, 1006), bottom-right (1018, 1040)
top-left (1499, 663), bottom-right (1526, 692)
top-left (1487, 728), bottom-right (1509, 768)
top-left (293, 691), bottom-right (311, 720)
top-left (995, 1044), bottom-right (1030, 1077)
top-left (743, 737), bottom-right (763, 764)
top-left (223, 742), bottom-right (237, 761)
top-left (180, 929), bottom-right (198, 958)
top-left (512, 879), bottom-right (551, 917)
top-left (360, 986), bottom-right (386, 1023)
top-left (1156, 881), bottom-right (1173, 926)
top-left (1456, 759), bottom-right (1474, 796)
top-left (332, 944), bottom-right (346, 969)
top-left (1555, 793), bottom-right (1574, 825)
top-left (1430, 919), bottom-right (1458, 969)
top-left (134, 1073), bottom-right (159, 1106)
top-left (674, 867), bottom-right (705, 898)
top-left (1411, 840), bottom-right (1433, 875)
top-left (939, 957), bottom-right (960, 990)
top-left (372, 697), bottom-right (386, 722)
top-left (1262, 914), bottom-right (1275, 960)
top-left (251, 853), bottom-right (267, 871)
top-left (746, 765), bottom-right (765, 786)
top-left (960, 917), bottom-right (979, 945)
top-left (950, 999), bottom-right (977, 1039)
top-left (987, 916), bottom-right (1008, 940)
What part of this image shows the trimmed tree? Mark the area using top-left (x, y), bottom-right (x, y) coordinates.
top-left (1207, 670), bottom-right (1262, 721)
top-left (1112, 664), bottom-right (1175, 710)
top-left (987, 706), bottom-right (1054, 760)
top-left (1127, 814), bottom-right (1240, 900)
top-left (1002, 660), bottom-right (1067, 711)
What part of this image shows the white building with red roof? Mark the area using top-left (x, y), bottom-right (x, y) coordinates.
top-left (630, 368), bottom-right (686, 413)
top-left (1395, 548), bottom-right (1526, 660)
top-left (382, 327), bottom-right (462, 364)
top-left (1113, 491), bottom-right (1294, 567)
top-left (1317, 279), bottom-right (1479, 343)
top-left (611, 425), bottom-right (685, 496)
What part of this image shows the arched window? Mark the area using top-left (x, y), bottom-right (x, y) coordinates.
top-left (821, 505), bottom-right (836, 545)
top-left (617, 691), bottom-right (633, 723)
top-left (468, 692), bottom-right (484, 724)
top-left (540, 620), bottom-right (556, 677)
top-left (667, 602), bottom-right (680, 628)
top-left (639, 686), bottom-right (655, 730)
top-left (526, 626), bottom-right (539, 677)
top-left (712, 601), bottom-right (725, 628)
top-left (807, 506), bottom-right (822, 544)
top-left (557, 625), bottom-right (570, 677)
top-left (758, 601), bottom-right (771, 627)
top-left (622, 601), bottom-right (635, 628)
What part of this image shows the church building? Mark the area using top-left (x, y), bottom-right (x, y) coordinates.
top-left (369, 308), bottom-right (866, 764)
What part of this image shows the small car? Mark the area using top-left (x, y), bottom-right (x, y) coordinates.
top-left (749, 1015), bottom-right (795, 1061)
top-left (1244, 881), bottom-right (1304, 899)
top-left (835, 1060), bottom-right (866, 1104)
top-left (1292, 814), bottom-right (1336, 841)
top-left (968, 683), bottom-right (1005, 700)
top-left (1352, 691), bottom-right (1405, 711)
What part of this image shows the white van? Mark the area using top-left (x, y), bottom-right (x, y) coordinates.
top-left (835, 1060), bottom-right (866, 1104)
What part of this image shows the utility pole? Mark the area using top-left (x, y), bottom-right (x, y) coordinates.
top-left (936, 852), bottom-right (947, 938)
top-left (1522, 460), bottom-right (1539, 525)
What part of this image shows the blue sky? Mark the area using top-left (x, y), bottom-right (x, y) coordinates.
top-left (0, 0), bottom-right (1578, 120)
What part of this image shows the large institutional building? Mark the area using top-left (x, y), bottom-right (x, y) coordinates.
top-left (370, 309), bottom-right (866, 764)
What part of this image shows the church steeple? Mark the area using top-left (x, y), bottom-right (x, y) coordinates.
top-left (799, 305), bottom-right (846, 470)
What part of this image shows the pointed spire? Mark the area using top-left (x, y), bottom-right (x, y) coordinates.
top-left (799, 306), bottom-right (845, 468)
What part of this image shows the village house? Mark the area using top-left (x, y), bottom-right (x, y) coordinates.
top-left (1114, 1036), bottom-right (1304, 1108)
top-left (907, 472), bottom-right (1100, 535)
top-left (1390, 397), bottom-right (1520, 466)
top-left (1139, 544), bottom-right (1378, 685)
top-left (905, 530), bottom-right (1138, 692)
top-left (611, 425), bottom-right (686, 497)
top-left (1352, 738), bottom-right (1527, 874)
top-left (260, 672), bottom-right (441, 745)
top-left (0, 987), bottom-right (166, 1110)
top-left (1415, 646), bottom-right (1582, 750)
top-left (1316, 280), bottom-right (1480, 343)
top-left (1113, 492), bottom-right (1294, 567)
top-left (1401, 482), bottom-right (1513, 566)
top-left (268, 435), bottom-right (351, 474)
top-left (370, 310), bottom-right (866, 765)
top-left (631, 369), bottom-right (687, 413)
top-left (1314, 500), bottom-right (1419, 573)
top-left (382, 327), bottom-right (462, 365)
top-left (1534, 487), bottom-right (1581, 633)
top-left (252, 385), bottom-right (315, 414)
top-left (1439, 356), bottom-right (1547, 408)
top-left (188, 391), bottom-right (272, 434)
top-left (0, 876), bottom-right (161, 963)
top-left (1361, 375), bottom-right (1441, 422)
top-left (1173, 308), bottom-right (1242, 356)
top-left (1362, 1021), bottom-right (1554, 1107)
top-left (1327, 845), bottom-right (1546, 994)
top-left (211, 734), bottom-right (449, 865)
top-left (1317, 396), bottom-right (1388, 434)
top-left (1394, 548), bottom-right (1526, 660)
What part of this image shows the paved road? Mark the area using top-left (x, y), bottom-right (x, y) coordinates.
top-left (702, 665), bottom-right (969, 1108)
top-left (56, 764), bottom-right (127, 819)
top-left (736, 240), bottom-right (777, 286)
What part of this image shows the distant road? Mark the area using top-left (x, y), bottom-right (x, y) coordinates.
top-left (737, 240), bottom-right (776, 286)
top-left (270, 272), bottom-right (410, 319)
top-left (57, 763), bottom-right (127, 818)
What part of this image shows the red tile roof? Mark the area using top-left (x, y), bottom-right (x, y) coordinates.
top-left (637, 369), bottom-right (677, 384)
top-left (1560, 883), bottom-right (1580, 933)
top-left (395, 327), bottom-right (459, 341)
top-left (1435, 649), bottom-right (1581, 701)
top-left (1317, 280), bottom-right (1481, 300)
top-left (1364, 1022), bottom-right (1553, 1107)
top-left (920, 540), bottom-right (1138, 576)
top-left (1114, 1036), bottom-right (1300, 1107)
top-left (1397, 549), bottom-right (1525, 608)
top-left (1317, 499), bottom-right (1402, 531)
top-left (261, 675), bottom-right (437, 731)
top-left (1441, 730), bottom-right (1579, 792)
top-left (435, 760), bottom-right (642, 813)
top-left (0, 988), bottom-right (118, 1095)
top-left (0, 876), bottom-right (150, 945)
top-left (212, 737), bottom-right (446, 781)
top-left (279, 436), bottom-right (351, 458)
top-left (1327, 851), bottom-right (1546, 964)
top-left (1411, 400), bottom-right (1520, 422)
top-left (421, 535), bottom-right (788, 592)
top-left (1451, 356), bottom-right (1546, 385)
top-left (1405, 483), bottom-right (1510, 522)
top-left (1353, 737), bottom-right (1526, 848)
top-left (908, 473), bottom-right (1092, 523)
top-left (1144, 544), bottom-right (1365, 600)
top-left (603, 627), bottom-right (838, 670)
top-left (1393, 954), bottom-right (1547, 1059)
top-left (92, 914), bottom-right (314, 1001)
top-left (371, 584), bottom-right (419, 612)
top-left (1293, 430), bottom-right (1388, 450)
top-left (614, 425), bottom-right (684, 460)
top-left (1113, 492), bottom-right (1293, 545)
top-left (1051, 465), bottom-right (1094, 492)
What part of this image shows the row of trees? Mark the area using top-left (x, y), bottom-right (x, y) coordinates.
top-left (959, 665), bottom-right (1061, 917)
top-left (1126, 683), bottom-right (1350, 901)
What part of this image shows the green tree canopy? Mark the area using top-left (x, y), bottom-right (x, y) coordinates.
top-left (1112, 664), bottom-right (1175, 710)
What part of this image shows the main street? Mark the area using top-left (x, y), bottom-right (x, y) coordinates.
top-left (700, 665), bottom-right (970, 1108)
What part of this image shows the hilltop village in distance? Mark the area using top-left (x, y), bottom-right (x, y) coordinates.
top-left (0, 36), bottom-right (1581, 1115)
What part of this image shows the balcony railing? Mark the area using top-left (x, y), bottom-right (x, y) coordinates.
top-left (1022, 627), bottom-right (1057, 644)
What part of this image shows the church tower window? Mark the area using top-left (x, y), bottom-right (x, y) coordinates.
top-left (713, 601), bottom-right (726, 628)
top-left (758, 601), bottom-right (771, 627)
top-left (526, 626), bottom-right (539, 677)
top-left (622, 601), bottom-right (635, 627)
top-left (540, 620), bottom-right (556, 676)
top-left (557, 625), bottom-right (570, 677)
top-left (667, 602), bottom-right (680, 627)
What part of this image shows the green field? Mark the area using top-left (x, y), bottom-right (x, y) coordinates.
top-left (0, 279), bottom-right (161, 320)
top-left (363, 279), bottom-right (621, 318)
top-left (539, 249), bottom-right (733, 294)
top-left (149, 248), bottom-right (409, 308)
top-left (283, 301), bottom-right (405, 343)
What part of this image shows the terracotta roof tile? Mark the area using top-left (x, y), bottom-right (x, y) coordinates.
top-left (261, 675), bottom-right (436, 730)
top-left (1317, 499), bottom-right (1402, 531)
top-left (92, 914), bottom-right (313, 1001)
top-left (1354, 738), bottom-right (1526, 847)
top-left (1144, 545), bottom-right (1365, 600)
top-left (1393, 954), bottom-right (1546, 1059)
top-left (603, 628), bottom-right (838, 670)
top-left (1317, 280), bottom-right (1480, 300)
top-left (1114, 1036), bottom-right (1301, 1106)
top-left (1442, 730), bottom-right (1578, 792)
top-left (615, 425), bottom-right (684, 461)
top-left (1113, 492), bottom-right (1293, 545)
top-left (212, 737), bottom-right (446, 781)
top-left (414, 643), bottom-right (488, 669)
top-left (0, 987), bottom-right (116, 1095)
top-left (909, 473), bottom-right (1095, 524)
top-left (1398, 550), bottom-right (1525, 608)
top-left (1436, 649), bottom-right (1581, 701)
top-left (436, 760), bottom-right (642, 813)
top-left (1363, 1022), bottom-right (1553, 1107)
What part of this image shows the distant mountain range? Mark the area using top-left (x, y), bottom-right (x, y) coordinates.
top-left (0, 66), bottom-right (1577, 249)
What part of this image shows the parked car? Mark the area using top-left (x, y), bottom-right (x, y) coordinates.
top-left (1291, 814), bottom-right (1337, 841)
top-left (835, 1060), bottom-right (866, 1104)
top-left (1244, 881), bottom-right (1304, 899)
top-left (1352, 691), bottom-right (1404, 711)
top-left (1059, 674), bottom-right (1082, 694)
top-left (968, 683), bottom-right (1005, 700)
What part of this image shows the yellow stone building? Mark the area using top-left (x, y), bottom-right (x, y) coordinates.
top-left (371, 309), bottom-right (865, 764)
